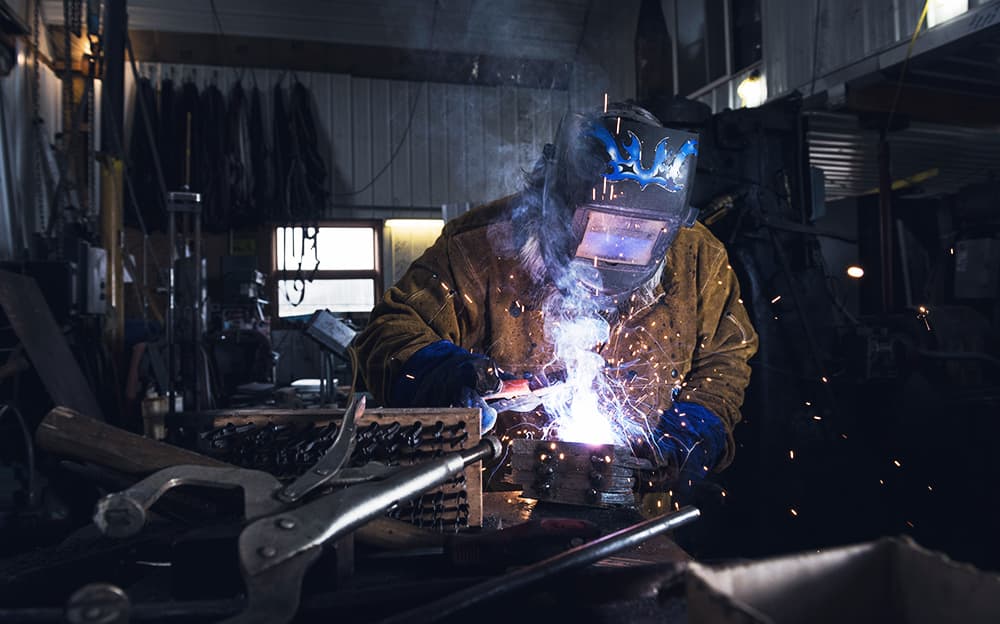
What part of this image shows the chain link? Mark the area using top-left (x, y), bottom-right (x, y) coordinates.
top-left (69, 0), bottom-right (83, 37)
top-left (31, 0), bottom-right (45, 233)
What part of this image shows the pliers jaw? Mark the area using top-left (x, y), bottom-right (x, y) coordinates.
top-left (91, 428), bottom-right (504, 624)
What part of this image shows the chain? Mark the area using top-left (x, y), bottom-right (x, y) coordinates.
top-left (69, 0), bottom-right (83, 37)
top-left (31, 0), bottom-right (45, 233)
top-left (87, 0), bottom-right (101, 219)
top-left (62, 0), bottom-right (72, 137)
top-left (86, 63), bottom-right (96, 218)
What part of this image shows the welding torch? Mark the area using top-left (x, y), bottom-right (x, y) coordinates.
top-left (483, 377), bottom-right (567, 413)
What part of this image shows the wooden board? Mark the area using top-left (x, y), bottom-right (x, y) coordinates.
top-left (203, 406), bottom-right (484, 527)
top-left (37, 406), bottom-right (227, 473)
top-left (0, 271), bottom-right (104, 420)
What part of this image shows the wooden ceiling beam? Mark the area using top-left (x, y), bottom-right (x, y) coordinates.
top-left (128, 29), bottom-right (571, 90)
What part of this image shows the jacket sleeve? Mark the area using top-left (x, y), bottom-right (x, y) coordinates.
top-left (676, 245), bottom-right (758, 471)
top-left (352, 230), bottom-right (488, 405)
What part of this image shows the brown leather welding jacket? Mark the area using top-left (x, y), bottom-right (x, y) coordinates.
top-left (354, 195), bottom-right (758, 471)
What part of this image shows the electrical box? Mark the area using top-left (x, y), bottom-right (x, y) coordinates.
top-left (85, 246), bottom-right (107, 315)
top-left (303, 309), bottom-right (357, 360)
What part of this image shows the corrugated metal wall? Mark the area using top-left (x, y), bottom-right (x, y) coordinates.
top-left (676, 0), bottom-right (998, 112)
top-left (808, 111), bottom-right (1000, 200)
top-left (128, 63), bottom-right (570, 215)
top-left (763, 0), bottom-right (997, 102)
top-left (0, 38), bottom-right (63, 260)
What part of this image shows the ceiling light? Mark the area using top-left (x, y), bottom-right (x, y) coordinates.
top-left (737, 70), bottom-right (767, 108)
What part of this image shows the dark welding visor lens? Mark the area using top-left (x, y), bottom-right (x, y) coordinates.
top-left (574, 210), bottom-right (669, 267)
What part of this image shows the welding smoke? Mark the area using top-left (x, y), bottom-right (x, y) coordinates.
top-left (541, 265), bottom-right (626, 445)
top-left (507, 112), bottom-right (644, 447)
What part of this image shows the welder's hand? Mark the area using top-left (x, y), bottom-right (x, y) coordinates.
top-left (457, 386), bottom-right (499, 434)
top-left (391, 340), bottom-right (502, 433)
top-left (652, 402), bottom-right (727, 483)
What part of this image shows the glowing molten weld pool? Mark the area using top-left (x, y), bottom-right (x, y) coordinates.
top-left (509, 439), bottom-right (653, 508)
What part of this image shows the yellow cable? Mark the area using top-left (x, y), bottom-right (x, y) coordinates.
top-left (887, 0), bottom-right (930, 130)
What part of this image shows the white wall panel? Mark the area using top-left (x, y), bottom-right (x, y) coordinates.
top-left (0, 37), bottom-right (63, 260)
top-left (350, 77), bottom-right (374, 206)
top-left (369, 79), bottom-right (392, 206)
top-left (408, 81), bottom-right (431, 206)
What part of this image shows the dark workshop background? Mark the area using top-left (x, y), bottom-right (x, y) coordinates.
top-left (1, 0), bottom-right (999, 574)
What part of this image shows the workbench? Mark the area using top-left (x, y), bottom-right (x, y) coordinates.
top-left (12, 406), bottom-right (694, 623)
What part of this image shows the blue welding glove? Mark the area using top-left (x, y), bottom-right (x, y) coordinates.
top-left (391, 340), bottom-right (501, 433)
top-left (652, 401), bottom-right (727, 484)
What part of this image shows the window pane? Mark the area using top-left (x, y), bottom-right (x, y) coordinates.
top-left (385, 219), bottom-right (444, 286)
top-left (275, 227), bottom-right (376, 271)
top-left (731, 0), bottom-right (762, 70)
top-left (676, 0), bottom-right (707, 95)
top-left (676, 0), bottom-right (728, 94)
top-left (277, 278), bottom-right (375, 317)
top-left (706, 0), bottom-right (728, 81)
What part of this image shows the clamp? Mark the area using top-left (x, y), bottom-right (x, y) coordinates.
top-left (91, 395), bottom-right (503, 623)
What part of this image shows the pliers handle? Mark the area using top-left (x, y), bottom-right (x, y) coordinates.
top-left (92, 433), bottom-right (503, 624)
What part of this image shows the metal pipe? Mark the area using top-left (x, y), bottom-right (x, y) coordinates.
top-left (101, 158), bottom-right (124, 355)
top-left (878, 131), bottom-right (894, 313)
top-left (193, 206), bottom-right (202, 412)
top-left (379, 506), bottom-right (701, 624)
top-left (895, 219), bottom-right (912, 308)
top-left (167, 201), bottom-right (176, 429)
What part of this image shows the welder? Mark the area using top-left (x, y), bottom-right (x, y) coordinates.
top-left (353, 103), bottom-right (758, 490)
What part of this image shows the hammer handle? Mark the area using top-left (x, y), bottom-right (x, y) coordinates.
top-left (35, 406), bottom-right (227, 474)
top-left (35, 406), bottom-right (439, 548)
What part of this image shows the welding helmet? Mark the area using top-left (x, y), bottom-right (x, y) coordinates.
top-left (546, 104), bottom-right (699, 296)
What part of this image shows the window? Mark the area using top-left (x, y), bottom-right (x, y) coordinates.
top-left (676, 0), bottom-right (728, 96)
top-left (272, 223), bottom-right (382, 319)
top-left (384, 219), bottom-right (444, 286)
top-left (667, 0), bottom-right (762, 98)
top-left (730, 0), bottom-right (762, 72)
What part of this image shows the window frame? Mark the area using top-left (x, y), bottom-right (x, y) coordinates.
top-left (668, 0), bottom-right (764, 108)
top-left (269, 220), bottom-right (384, 326)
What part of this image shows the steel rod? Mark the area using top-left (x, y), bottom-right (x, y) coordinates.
top-left (379, 505), bottom-right (700, 624)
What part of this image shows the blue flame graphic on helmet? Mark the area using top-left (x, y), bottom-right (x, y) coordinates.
top-left (591, 124), bottom-right (698, 191)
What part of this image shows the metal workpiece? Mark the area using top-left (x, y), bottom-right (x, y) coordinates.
top-left (276, 394), bottom-right (364, 503)
top-left (379, 505), bottom-right (701, 624)
top-left (93, 466), bottom-right (284, 538)
top-left (510, 439), bottom-right (652, 508)
top-left (238, 436), bottom-right (502, 577)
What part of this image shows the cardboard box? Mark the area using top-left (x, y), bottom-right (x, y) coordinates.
top-left (687, 537), bottom-right (1000, 624)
